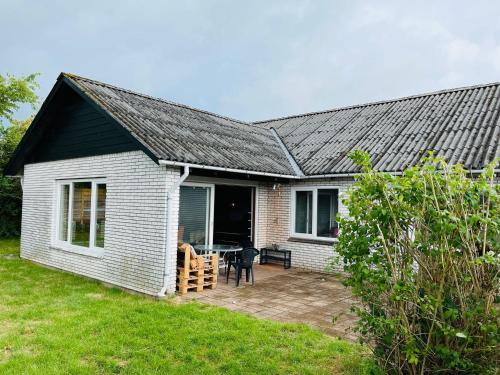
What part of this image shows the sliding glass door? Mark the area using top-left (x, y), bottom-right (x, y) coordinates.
top-left (178, 183), bottom-right (214, 246)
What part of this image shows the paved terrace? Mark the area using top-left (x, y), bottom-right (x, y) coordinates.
top-left (177, 264), bottom-right (358, 340)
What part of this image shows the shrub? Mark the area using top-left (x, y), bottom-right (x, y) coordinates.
top-left (0, 118), bottom-right (30, 238)
top-left (336, 151), bottom-right (499, 374)
top-left (0, 176), bottom-right (22, 237)
top-left (0, 73), bottom-right (38, 238)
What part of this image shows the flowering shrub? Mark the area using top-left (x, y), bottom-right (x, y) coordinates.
top-left (336, 151), bottom-right (499, 374)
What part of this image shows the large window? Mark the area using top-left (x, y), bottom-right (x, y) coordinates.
top-left (292, 187), bottom-right (339, 240)
top-left (55, 179), bottom-right (107, 256)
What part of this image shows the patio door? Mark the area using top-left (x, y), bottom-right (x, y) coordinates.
top-left (213, 185), bottom-right (254, 245)
top-left (178, 183), bottom-right (214, 246)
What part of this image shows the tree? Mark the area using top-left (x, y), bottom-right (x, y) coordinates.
top-left (0, 73), bottom-right (39, 237)
top-left (0, 73), bottom-right (38, 123)
top-left (0, 118), bottom-right (32, 237)
top-left (335, 151), bottom-right (499, 374)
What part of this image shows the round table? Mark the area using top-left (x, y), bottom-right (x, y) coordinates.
top-left (194, 244), bottom-right (242, 254)
top-left (193, 244), bottom-right (243, 274)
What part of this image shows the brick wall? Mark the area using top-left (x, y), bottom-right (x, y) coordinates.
top-left (20, 151), bottom-right (355, 295)
top-left (257, 174), bottom-right (500, 272)
top-left (21, 151), bottom-right (181, 296)
top-left (256, 178), bottom-right (354, 272)
top-left (255, 185), bottom-right (269, 250)
top-left (21, 155), bottom-right (498, 293)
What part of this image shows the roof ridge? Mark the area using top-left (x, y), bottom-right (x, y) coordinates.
top-left (270, 128), bottom-right (304, 176)
top-left (253, 81), bottom-right (500, 124)
top-left (61, 72), bottom-right (251, 126)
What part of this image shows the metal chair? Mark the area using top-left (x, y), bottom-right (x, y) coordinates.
top-left (226, 247), bottom-right (259, 286)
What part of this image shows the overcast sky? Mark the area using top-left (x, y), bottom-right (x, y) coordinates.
top-left (3, 0), bottom-right (500, 122)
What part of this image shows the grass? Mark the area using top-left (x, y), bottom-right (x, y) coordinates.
top-left (0, 238), bottom-right (375, 374)
top-left (0, 238), bottom-right (20, 256)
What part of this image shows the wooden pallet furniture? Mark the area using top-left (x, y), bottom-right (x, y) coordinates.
top-left (176, 243), bottom-right (219, 295)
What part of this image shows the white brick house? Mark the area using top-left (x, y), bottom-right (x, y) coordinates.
top-left (5, 73), bottom-right (499, 296)
top-left (21, 151), bottom-right (174, 294)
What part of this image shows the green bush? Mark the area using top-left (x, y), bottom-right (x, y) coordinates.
top-left (0, 118), bottom-right (30, 238)
top-left (336, 151), bottom-right (499, 374)
top-left (0, 73), bottom-right (38, 238)
top-left (0, 176), bottom-right (22, 237)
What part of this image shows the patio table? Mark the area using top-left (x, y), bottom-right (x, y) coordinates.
top-left (194, 244), bottom-right (243, 275)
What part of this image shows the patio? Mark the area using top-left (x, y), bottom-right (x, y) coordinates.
top-left (177, 264), bottom-right (358, 340)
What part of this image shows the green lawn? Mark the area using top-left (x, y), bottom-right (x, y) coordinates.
top-left (0, 238), bottom-right (375, 374)
top-left (0, 238), bottom-right (20, 256)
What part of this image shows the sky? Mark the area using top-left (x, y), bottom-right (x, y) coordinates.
top-left (3, 0), bottom-right (500, 122)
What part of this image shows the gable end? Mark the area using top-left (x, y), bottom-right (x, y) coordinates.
top-left (4, 78), bottom-right (156, 175)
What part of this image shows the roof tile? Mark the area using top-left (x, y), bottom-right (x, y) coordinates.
top-left (257, 83), bottom-right (500, 174)
top-left (67, 73), bottom-right (500, 176)
top-left (66, 74), bottom-right (296, 176)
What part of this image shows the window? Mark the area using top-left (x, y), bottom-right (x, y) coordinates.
top-left (178, 184), bottom-right (214, 246)
top-left (291, 187), bottom-right (339, 240)
top-left (71, 182), bottom-right (92, 247)
top-left (95, 184), bottom-right (107, 248)
top-left (317, 189), bottom-right (338, 238)
top-left (295, 190), bottom-right (313, 234)
top-left (58, 184), bottom-right (70, 241)
top-left (55, 179), bottom-right (107, 256)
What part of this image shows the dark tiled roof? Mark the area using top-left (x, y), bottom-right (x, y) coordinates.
top-left (256, 83), bottom-right (500, 175)
top-left (64, 74), bottom-right (297, 176)
top-left (66, 73), bottom-right (500, 177)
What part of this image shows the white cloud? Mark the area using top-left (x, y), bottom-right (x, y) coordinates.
top-left (3, 0), bottom-right (500, 121)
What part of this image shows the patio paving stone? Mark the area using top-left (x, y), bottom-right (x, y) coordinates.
top-left (177, 264), bottom-right (359, 340)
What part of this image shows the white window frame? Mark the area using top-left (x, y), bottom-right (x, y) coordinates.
top-left (53, 178), bottom-right (107, 257)
top-left (290, 185), bottom-right (340, 241)
top-left (180, 182), bottom-right (215, 246)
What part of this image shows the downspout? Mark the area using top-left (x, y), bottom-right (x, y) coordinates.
top-left (158, 165), bottom-right (190, 297)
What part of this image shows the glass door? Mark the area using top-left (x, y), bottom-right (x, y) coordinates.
top-left (213, 185), bottom-right (254, 245)
top-left (178, 183), bottom-right (214, 246)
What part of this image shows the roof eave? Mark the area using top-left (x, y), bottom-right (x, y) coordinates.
top-left (301, 168), bottom-right (500, 179)
top-left (158, 160), bottom-right (301, 179)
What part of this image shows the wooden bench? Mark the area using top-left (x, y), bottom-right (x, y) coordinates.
top-left (177, 243), bottom-right (218, 295)
top-left (259, 248), bottom-right (291, 269)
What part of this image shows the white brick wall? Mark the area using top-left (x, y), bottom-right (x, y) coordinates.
top-left (179, 177), bottom-right (354, 272)
top-left (256, 178), bottom-right (354, 272)
top-left (21, 151), bottom-right (181, 296)
top-left (20, 151), bottom-right (355, 295)
top-left (255, 185), bottom-right (269, 250)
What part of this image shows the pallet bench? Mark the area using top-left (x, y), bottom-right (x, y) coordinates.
top-left (177, 243), bottom-right (218, 295)
top-left (259, 247), bottom-right (291, 269)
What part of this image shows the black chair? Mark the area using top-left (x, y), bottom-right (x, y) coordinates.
top-left (239, 239), bottom-right (254, 249)
top-left (224, 239), bottom-right (254, 276)
top-left (226, 247), bottom-right (259, 286)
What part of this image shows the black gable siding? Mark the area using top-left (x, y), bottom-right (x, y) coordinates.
top-left (30, 86), bottom-right (140, 164)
